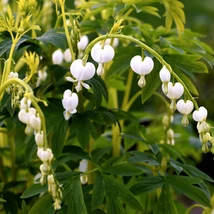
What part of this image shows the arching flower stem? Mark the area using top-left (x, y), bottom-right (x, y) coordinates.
top-left (0, 78), bottom-right (48, 149)
top-left (84, 33), bottom-right (198, 110)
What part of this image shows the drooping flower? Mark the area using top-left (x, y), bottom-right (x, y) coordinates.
top-left (79, 159), bottom-right (88, 185)
top-left (176, 99), bottom-right (194, 126)
top-left (164, 82), bottom-right (184, 100)
top-left (78, 35), bottom-right (89, 51)
top-left (104, 38), bottom-right (119, 47)
top-left (192, 106), bottom-right (208, 122)
top-left (52, 49), bottom-right (64, 65)
top-left (66, 59), bottom-right (95, 92)
top-left (62, 89), bottom-right (79, 120)
top-left (63, 48), bottom-right (72, 62)
top-left (130, 55), bottom-right (154, 87)
top-left (91, 43), bottom-right (115, 76)
top-left (159, 66), bottom-right (171, 94)
top-left (176, 99), bottom-right (194, 115)
top-left (37, 148), bottom-right (53, 162)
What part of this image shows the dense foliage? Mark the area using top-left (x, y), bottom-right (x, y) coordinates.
top-left (0, 0), bottom-right (214, 213)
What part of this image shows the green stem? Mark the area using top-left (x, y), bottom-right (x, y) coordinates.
top-left (84, 34), bottom-right (198, 110)
top-left (185, 204), bottom-right (209, 214)
top-left (8, 133), bottom-right (16, 181)
top-left (59, 1), bottom-right (75, 61)
top-left (121, 69), bottom-right (134, 111)
top-left (0, 78), bottom-right (48, 149)
top-left (1, 34), bottom-right (20, 87)
top-left (125, 90), bottom-right (141, 112)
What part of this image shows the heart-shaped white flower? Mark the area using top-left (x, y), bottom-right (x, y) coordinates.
top-left (30, 114), bottom-right (41, 131)
top-left (62, 89), bottom-right (79, 120)
top-left (91, 43), bottom-right (115, 64)
top-left (35, 132), bottom-right (44, 147)
top-left (130, 55), bottom-right (154, 76)
top-left (66, 59), bottom-right (95, 92)
top-left (192, 106), bottom-right (208, 122)
top-left (176, 99), bottom-right (194, 115)
top-left (165, 82), bottom-right (184, 100)
top-left (63, 48), bottom-right (72, 62)
top-left (37, 148), bottom-right (53, 162)
top-left (18, 107), bottom-right (36, 124)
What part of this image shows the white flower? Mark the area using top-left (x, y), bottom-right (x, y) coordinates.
top-left (8, 72), bottom-right (18, 79)
top-left (63, 48), bottom-right (72, 62)
top-left (52, 49), bottom-right (64, 65)
top-left (176, 99), bottom-right (194, 115)
top-left (18, 107), bottom-right (36, 124)
top-left (104, 38), bottom-right (119, 47)
top-left (62, 89), bottom-right (79, 120)
top-left (192, 106), bottom-right (208, 122)
top-left (164, 82), bottom-right (184, 100)
top-left (130, 55), bottom-right (154, 76)
top-left (78, 35), bottom-right (89, 51)
top-left (20, 97), bottom-right (31, 110)
top-left (37, 148), bottom-right (53, 162)
top-left (35, 132), bottom-right (44, 147)
top-left (159, 66), bottom-right (171, 83)
top-left (91, 43), bottom-right (115, 64)
top-left (79, 159), bottom-right (88, 172)
top-left (30, 114), bottom-right (41, 131)
top-left (66, 59), bottom-right (95, 92)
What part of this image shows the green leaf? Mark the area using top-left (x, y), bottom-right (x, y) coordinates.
top-left (141, 62), bottom-right (161, 104)
top-left (130, 176), bottom-right (165, 195)
top-left (21, 200), bottom-right (29, 214)
top-left (172, 67), bottom-right (199, 96)
top-left (24, 134), bottom-right (37, 164)
top-left (67, 176), bottom-right (87, 214)
top-left (89, 75), bottom-right (108, 107)
top-left (92, 172), bottom-right (105, 211)
top-left (106, 46), bottom-right (140, 78)
top-left (28, 194), bottom-right (55, 214)
top-left (167, 175), bottom-right (211, 207)
top-left (101, 162), bottom-right (143, 176)
top-left (154, 183), bottom-right (178, 214)
top-left (85, 110), bottom-right (106, 125)
top-left (51, 118), bottom-right (69, 159)
top-left (103, 174), bottom-right (143, 211)
top-left (139, 6), bottom-right (160, 18)
top-left (91, 147), bottom-right (111, 163)
top-left (37, 29), bottom-right (67, 49)
top-left (0, 198), bottom-right (6, 202)
top-left (21, 184), bottom-right (48, 199)
top-left (128, 151), bottom-right (160, 165)
top-left (71, 114), bottom-right (93, 149)
top-left (171, 160), bottom-right (214, 182)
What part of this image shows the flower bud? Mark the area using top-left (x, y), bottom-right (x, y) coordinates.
top-left (159, 66), bottom-right (171, 83)
top-left (138, 75), bottom-right (146, 88)
top-left (8, 72), bottom-right (18, 79)
top-left (130, 55), bottom-right (154, 76)
top-left (63, 48), bottom-right (72, 62)
top-left (79, 159), bottom-right (88, 172)
top-left (197, 121), bottom-right (210, 134)
top-left (20, 97), bottom-right (31, 110)
top-left (35, 132), bottom-right (44, 147)
top-left (40, 163), bottom-right (50, 174)
top-left (167, 129), bottom-right (175, 145)
top-left (192, 106), bottom-right (208, 122)
top-left (80, 175), bottom-right (88, 185)
top-left (52, 49), bottom-right (63, 65)
top-left (77, 35), bottom-right (89, 51)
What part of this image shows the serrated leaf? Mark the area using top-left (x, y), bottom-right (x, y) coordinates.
top-left (130, 176), bottom-right (165, 195)
top-left (92, 172), bottom-right (105, 211)
top-left (141, 63), bottom-right (161, 104)
top-left (21, 184), bottom-right (48, 199)
top-left (154, 183), bottom-right (178, 214)
top-left (167, 175), bottom-right (211, 207)
top-left (140, 6), bottom-right (160, 18)
top-left (67, 176), bottom-right (87, 214)
top-left (91, 147), bottom-right (111, 163)
top-left (103, 174), bottom-right (143, 211)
